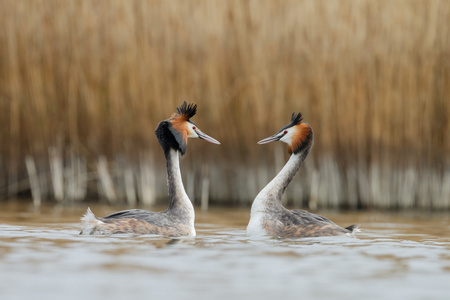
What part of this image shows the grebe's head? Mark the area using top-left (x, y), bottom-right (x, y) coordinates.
top-left (258, 112), bottom-right (313, 155)
top-left (155, 102), bottom-right (220, 156)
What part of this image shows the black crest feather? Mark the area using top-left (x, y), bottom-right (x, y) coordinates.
top-left (290, 112), bottom-right (303, 126)
top-left (278, 112), bottom-right (304, 133)
top-left (176, 101), bottom-right (197, 120)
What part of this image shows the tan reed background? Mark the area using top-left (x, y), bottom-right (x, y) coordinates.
top-left (0, 0), bottom-right (449, 209)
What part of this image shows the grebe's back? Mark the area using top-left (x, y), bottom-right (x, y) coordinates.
top-left (80, 207), bottom-right (194, 236)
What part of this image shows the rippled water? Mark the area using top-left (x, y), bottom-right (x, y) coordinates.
top-left (1, 202), bottom-right (449, 300)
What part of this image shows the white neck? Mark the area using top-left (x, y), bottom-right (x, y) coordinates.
top-left (166, 149), bottom-right (195, 231)
top-left (250, 152), bottom-right (304, 214)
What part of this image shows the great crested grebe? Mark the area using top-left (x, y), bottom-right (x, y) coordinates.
top-left (80, 102), bottom-right (220, 236)
top-left (247, 112), bottom-right (359, 238)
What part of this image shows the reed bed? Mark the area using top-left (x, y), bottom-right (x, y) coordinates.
top-left (0, 0), bottom-right (449, 209)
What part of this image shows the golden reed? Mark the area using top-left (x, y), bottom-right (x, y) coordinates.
top-left (0, 0), bottom-right (449, 209)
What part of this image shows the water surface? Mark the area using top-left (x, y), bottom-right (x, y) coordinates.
top-left (0, 202), bottom-right (449, 300)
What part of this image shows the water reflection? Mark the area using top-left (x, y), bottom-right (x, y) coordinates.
top-left (0, 202), bottom-right (449, 300)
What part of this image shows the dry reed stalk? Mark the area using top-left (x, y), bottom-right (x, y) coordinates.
top-left (25, 156), bottom-right (41, 209)
top-left (123, 163), bottom-right (137, 206)
top-left (49, 146), bottom-right (64, 201)
top-left (97, 156), bottom-right (117, 203)
top-left (0, 0), bottom-right (448, 208)
top-left (200, 164), bottom-right (210, 211)
top-left (138, 152), bottom-right (156, 206)
top-left (74, 155), bottom-right (88, 201)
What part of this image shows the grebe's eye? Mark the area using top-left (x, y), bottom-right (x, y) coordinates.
top-left (284, 130), bottom-right (288, 134)
top-left (192, 126), bottom-right (196, 130)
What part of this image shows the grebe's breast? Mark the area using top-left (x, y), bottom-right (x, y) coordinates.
top-left (246, 211), bottom-right (269, 236)
top-left (247, 196), bottom-right (283, 236)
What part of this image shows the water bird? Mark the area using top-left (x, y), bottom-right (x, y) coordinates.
top-left (247, 112), bottom-right (359, 238)
top-left (80, 102), bottom-right (220, 236)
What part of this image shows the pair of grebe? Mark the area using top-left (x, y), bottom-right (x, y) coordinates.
top-left (80, 102), bottom-right (359, 238)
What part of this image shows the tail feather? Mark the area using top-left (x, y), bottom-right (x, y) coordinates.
top-left (345, 224), bottom-right (361, 233)
top-left (80, 207), bottom-right (102, 235)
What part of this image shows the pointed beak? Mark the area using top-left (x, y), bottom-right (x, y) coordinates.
top-left (195, 129), bottom-right (221, 145)
top-left (257, 132), bottom-right (283, 144)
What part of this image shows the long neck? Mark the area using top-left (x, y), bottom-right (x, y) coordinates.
top-left (165, 149), bottom-right (194, 215)
top-left (252, 148), bottom-right (310, 212)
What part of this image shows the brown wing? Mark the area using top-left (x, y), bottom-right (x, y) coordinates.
top-left (289, 209), bottom-right (338, 226)
top-left (269, 208), bottom-right (353, 238)
top-left (280, 223), bottom-right (350, 238)
top-left (99, 209), bottom-right (190, 236)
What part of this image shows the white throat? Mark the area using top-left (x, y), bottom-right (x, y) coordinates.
top-left (250, 154), bottom-right (301, 214)
top-left (166, 149), bottom-right (196, 235)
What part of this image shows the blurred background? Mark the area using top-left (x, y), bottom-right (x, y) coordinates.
top-left (0, 0), bottom-right (449, 210)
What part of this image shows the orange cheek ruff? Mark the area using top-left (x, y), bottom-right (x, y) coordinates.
top-left (287, 146), bottom-right (293, 155)
top-left (288, 123), bottom-right (311, 154)
top-left (170, 115), bottom-right (189, 143)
